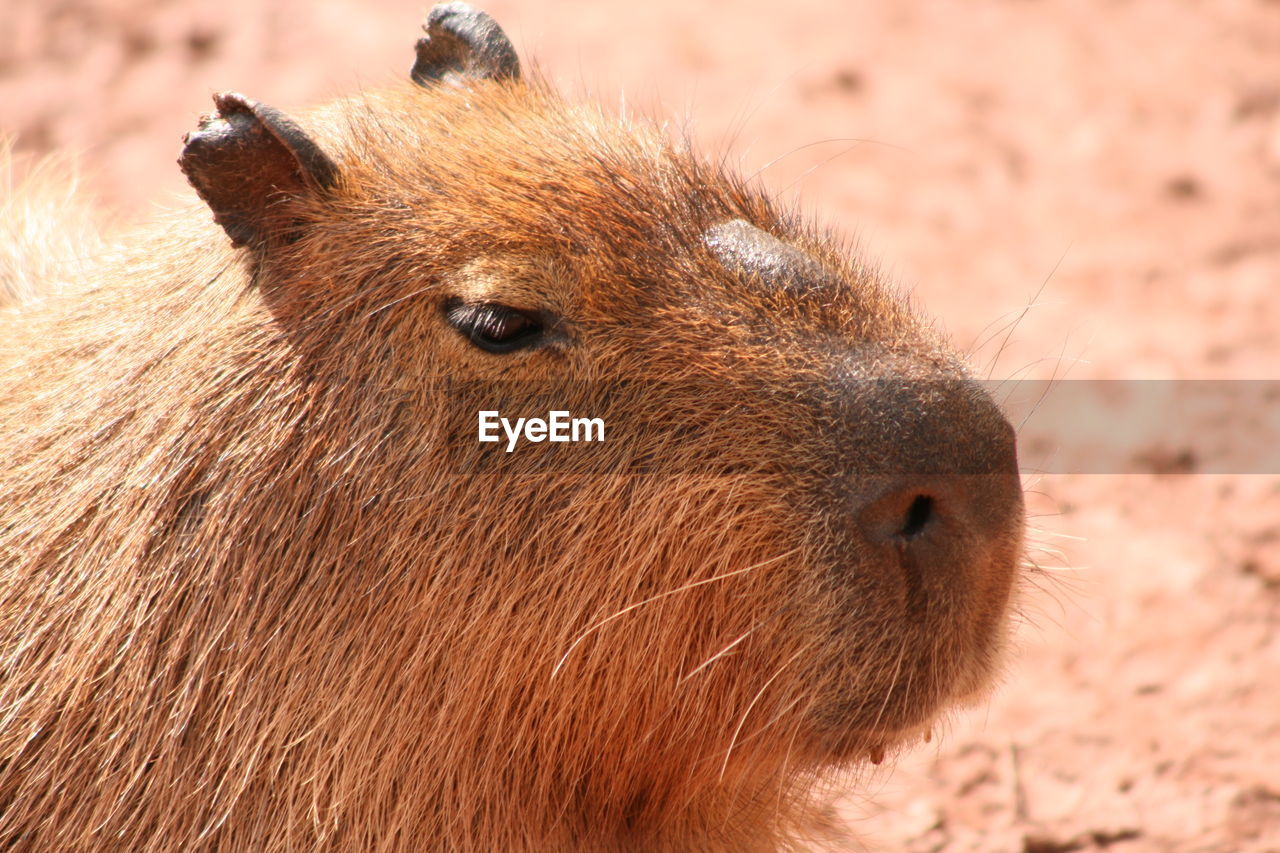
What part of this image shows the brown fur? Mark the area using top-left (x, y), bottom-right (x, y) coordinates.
top-left (0, 42), bottom-right (1024, 853)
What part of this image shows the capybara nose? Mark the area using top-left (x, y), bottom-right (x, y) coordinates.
top-left (850, 384), bottom-right (1023, 595)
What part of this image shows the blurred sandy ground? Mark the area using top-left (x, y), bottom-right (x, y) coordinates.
top-left (3, 1), bottom-right (1279, 850)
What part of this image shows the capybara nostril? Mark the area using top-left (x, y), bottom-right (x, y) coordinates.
top-left (859, 483), bottom-right (943, 546)
top-left (900, 494), bottom-right (935, 540)
top-left (858, 473), bottom-right (1021, 579)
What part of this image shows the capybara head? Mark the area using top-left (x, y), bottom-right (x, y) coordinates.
top-left (0, 4), bottom-right (1024, 850)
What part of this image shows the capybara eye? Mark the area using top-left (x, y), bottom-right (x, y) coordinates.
top-left (444, 299), bottom-right (545, 353)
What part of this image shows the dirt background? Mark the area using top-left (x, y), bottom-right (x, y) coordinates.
top-left (2, 0), bottom-right (1277, 850)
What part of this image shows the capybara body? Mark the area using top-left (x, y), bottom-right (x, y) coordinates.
top-left (0, 6), bottom-right (1024, 850)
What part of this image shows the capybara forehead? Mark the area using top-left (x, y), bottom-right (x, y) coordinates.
top-left (323, 83), bottom-right (743, 246)
top-left (302, 81), bottom-right (922, 340)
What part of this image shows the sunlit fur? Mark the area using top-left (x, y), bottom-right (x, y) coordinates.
top-left (0, 75), bottom-right (1023, 851)
top-left (0, 143), bottom-right (105, 305)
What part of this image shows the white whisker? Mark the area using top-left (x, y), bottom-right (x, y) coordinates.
top-left (720, 648), bottom-right (807, 782)
top-left (867, 640), bottom-right (908, 736)
top-left (550, 547), bottom-right (799, 679)
top-left (679, 625), bottom-right (760, 684)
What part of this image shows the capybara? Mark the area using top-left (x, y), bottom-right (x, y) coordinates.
top-left (0, 4), bottom-right (1025, 850)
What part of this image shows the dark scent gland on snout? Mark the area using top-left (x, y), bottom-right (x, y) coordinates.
top-left (0, 4), bottom-right (1025, 851)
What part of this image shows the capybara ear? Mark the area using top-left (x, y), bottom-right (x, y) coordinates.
top-left (179, 91), bottom-right (338, 248)
top-left (411, 3), bottom-right (521, 86)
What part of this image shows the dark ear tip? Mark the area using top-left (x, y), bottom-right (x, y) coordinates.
top-left (412, 2), bottom-right (520, 85)
top-left (210, 90), bottom-right (255, 117)
top-left (178, 91), bottom-right (254, 158)
top-left (425, 2), bottom-right (479, 29)
top-left (178, 89), bottom-right (338, 249)
top-left (178, 91), bottom-right (251, 165)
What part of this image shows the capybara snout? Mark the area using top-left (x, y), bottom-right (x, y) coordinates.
top-left (0, 4), bottom-right (1024, 850)
top-left (691, 220), bottom-right (1026, 734)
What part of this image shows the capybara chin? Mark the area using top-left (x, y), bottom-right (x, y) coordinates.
top-left (0, 4), bottom-right (1024, 850)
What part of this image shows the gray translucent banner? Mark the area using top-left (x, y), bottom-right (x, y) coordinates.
top-left (432, 379), bottom-right (1279, 475)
